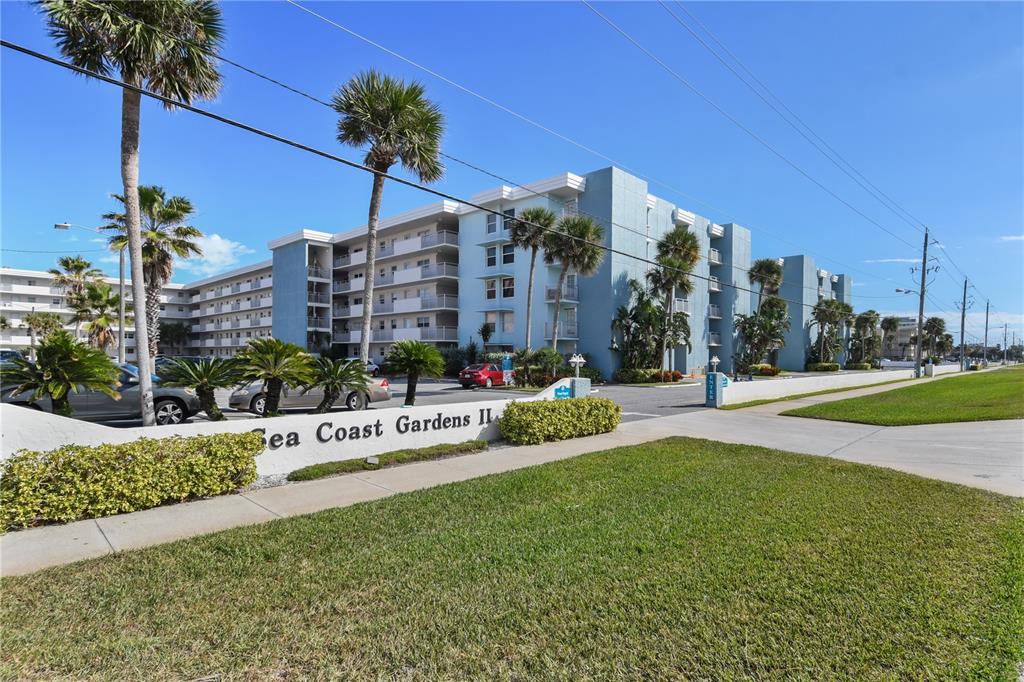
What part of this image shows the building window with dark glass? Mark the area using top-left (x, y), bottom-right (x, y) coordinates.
top-left (502, 244), bottom-right (515, 265)
top-left (485, 279), bottom-right (497, 300)
top-left (502, 278), bottom-right (515, 298)
top-left (486, 213), bottom-right (497, 234)
top-left (502, 208), bottom-right (516, 230)
top-left (486, 247), bottom-right (497, 268)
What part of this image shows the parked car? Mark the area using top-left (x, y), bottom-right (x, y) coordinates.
top-left (459, 363), bottom-right (510, 389)
top-left (1, 363), bottom-right (201, 425)
top-left (344, 356), bottom-right (379, 376)
top-left (228, 376), bottom-right (391, 415)
top-left (154, 355), bottom-right (204, 371)
top-left (0, 349), bottom-right (24, 365)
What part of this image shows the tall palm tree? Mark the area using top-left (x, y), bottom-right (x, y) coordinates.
top-left (748, 257), bottom-right (784, 313)
top-left (646, 257), bottom-right (693, 373)
top-left (48, 255), bottom-right (102, 337)
top-left (544, 215), bottom-right (605, 348)
top-left (509, 206), bottom-right (556, 350)
top-left (923, 317), bottom-right (946, 356)
top-left (854, 309), bottom-right (880, 362)
top-left (383, 340), bottom-right (444, 406)
top-left (236, 338), bottom-right (314, 417)
top-left (332, 70), bottom-right (444, 364)
top-left (40, 0), bottom-right (223, 426)
top-left (655, 226), bottom-right (699, 370)
top-left (810, 299), bottom-right (853, 364)
top-left (71, 281), bottom-right (127, 353)
top-left (102, 185), bottom-right (203, 357)
top-left (880, 316), bottom-right (900, 359)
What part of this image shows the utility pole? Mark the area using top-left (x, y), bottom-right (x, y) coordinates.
top-left (958, 278), bottom-right (967, 371)
top-left (1003, 323), bottom-right (1008, 364)
top-left (983, 300), bottom-right (990, 364)
top-left (913, 227), bottom-right (929, 379)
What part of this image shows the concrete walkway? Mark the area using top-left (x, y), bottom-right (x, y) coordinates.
top-left (3, 378), bottom-right (1021, 576)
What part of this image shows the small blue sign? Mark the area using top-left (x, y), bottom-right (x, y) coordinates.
top-left (706, 377), bottom-right (716, 403)
top-left (502, 356), bottom-right (513, 371)
top-left (722, 375), bottom-right (730, 388)
top-left (554, 385), bottom-right (571, 400)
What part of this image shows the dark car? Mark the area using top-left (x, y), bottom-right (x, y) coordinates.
top-left (2, 363), bottom-right (201, 425)
top-left (228, 376), bottom-right (392, 414)
top-left (459, 363), bottom-right (510, 389)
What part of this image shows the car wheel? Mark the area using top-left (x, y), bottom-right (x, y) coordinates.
top-left (250, 394), bottom-right (266, 416)
top-left (485, 377), bottom-right (493, 389)
top-left (154, 399), bottom-right (185, 425)
top-left (346, 391), bottom-right (367, 411)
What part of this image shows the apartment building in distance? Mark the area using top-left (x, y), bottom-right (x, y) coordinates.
top-left (775, 255), bottom-right (853, 371)
top-left (3, 166), bottom-right (853, 378)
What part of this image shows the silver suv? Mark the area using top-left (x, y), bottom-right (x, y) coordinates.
top-left (1, 363), bottom-right (201, 425)
top-left (228, 376), bottom-right (392, 415)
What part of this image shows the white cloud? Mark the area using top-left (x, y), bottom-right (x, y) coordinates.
top-left (999, 235), bottom-right (1024, 242)
top-left (175, 234), bottom-right (255, 277)
top-left (864, 258), bottom-right (919, 264)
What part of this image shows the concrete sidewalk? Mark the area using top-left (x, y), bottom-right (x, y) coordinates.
top-left (3, 378), bottom-right (1021, 576)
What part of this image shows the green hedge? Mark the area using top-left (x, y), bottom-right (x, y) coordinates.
top-left (612, 368), bottom-right (659, 383)
top-left (0, 433), bottom-right (262, 530)
top-left (844, 362), bottom-right (873, 371)
top-left (748, 364), bottom-right (781, 376)
top-left (498, 397), bottom-right (622, 445)
top-left (806, 362), bottom-right (841, 372)
top-left (287, 440), bottom-right (488, 481)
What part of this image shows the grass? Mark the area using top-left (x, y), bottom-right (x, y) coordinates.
top-left (720, 377), bottom-right (914, 410)
top-left (2, 437), bottom-right (1022, 680)
top-left (782, 367), bottom-right (1024, 425)
top-left (286, 440), bottom-right (487, 481)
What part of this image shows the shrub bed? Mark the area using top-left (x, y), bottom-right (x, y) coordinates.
top-left (806, 362), bottom-right (840, 372)
top-left (844, 362), bottom-right (873, 371)
top-left (748, 364), bottom-right (781, 376)
top-left (287, 440), bottom-right (488, 482)
top-left (0, 433), bottom-right (262, 530)
top-left (499, 397), bottom-right (621, 445)
top-left (612, 368), bottom-right (659, 383)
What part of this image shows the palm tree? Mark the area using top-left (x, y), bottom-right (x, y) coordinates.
top-left (383, 340), bottom-right (444, 406)
top-left (332, 70), bottom-right (444, 364)
top-left (611, 278), bottom-right (662, 370)
top-left (923, 317), bottom-right (946, 356)
top-left (304, 357), bottom-right (369, 414)
top-left (40, 0), bottom-right (223, 426)
top-left (653, 226), bottom-right (699, 370)
top-left (646, 258), bottom-right (692, 373)
top-left (478, 321), bottom-right (494, 346)
top-left (509, 206), bottom-right (557, 350)
top-left (158, 357), bottom-right (240, 421)
top-left (748, 258), bottom-right (784, 313)
top-left (810, 299), bottom-right (853, 364)
top-left (102, 185), bottom-right (203, 357)
top-left (236, 338), bottom-right (314, 417)
top-left (544, 216), bottom-right (605, 348)
top-left (48, 255), bottom-right (102, 337)
top-left (20, 311), bottom-right (64, 360)
top-left (3, 330), bottom-right (120, 417)
top-left (159, 320), bottom-right (190, 355)
top-left (71, 282), bottom-right (127, 353)
top-left (853, 309), bottom-right (880, 362)
top-left (880, 316), bottom-right (900, 359)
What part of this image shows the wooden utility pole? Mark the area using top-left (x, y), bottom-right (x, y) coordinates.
top-left (959, 278), bottom-right (967, 371)
top-left (983, 300), bottom-right (990, 363)
top-left (914, 228), bottom-right (929, 378)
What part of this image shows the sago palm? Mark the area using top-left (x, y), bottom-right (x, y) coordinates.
top-left (71, 281), bottom-right (127, 353)
top-left (509, 206), bottom-right (557, 349)
top-left (39, 0), bottom-right (223, 426)
top-left (544, 215), bottom-right (605, 348)
top-left (332, 70), bottom-right (444, 364)
top-left (2, 330), bottom-right (120, 417)
top-left (304, 357), bottom-right (369, 414)
top-left (383, 340), bottom-right (444, 406)
top-left (158, 357), bottom-right (241, 421)
top-left (236, 338), bottom-right (313, 417)
top-left (748, 257), bottom-right (784, 313)
top-left (102, 185), bottom-right (203, 357)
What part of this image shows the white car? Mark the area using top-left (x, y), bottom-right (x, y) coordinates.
top-left (344, 356), bottom-right (379, 376)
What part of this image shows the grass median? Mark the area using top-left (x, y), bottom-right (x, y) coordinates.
top-left (2, 437), bottom-right (1021, 679)
top-left (782, 366), bottom-right (1024, 425)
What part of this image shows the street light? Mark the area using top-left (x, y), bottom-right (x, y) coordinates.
top-left (53, 222), bottom-right (125, 364)
top-left (895, 287), bottom-right (925, 378)
top-left (568, 353), bottom-right (586, 378)
top-left (710, 355), bottom-right (720, 373)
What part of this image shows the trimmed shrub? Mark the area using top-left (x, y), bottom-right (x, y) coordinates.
top-left (498, 397), bottom-right (621, 445)
top-left (806, 362), bottom-right (841, 372)
top-left (749, 364), bottom-right (781, 376)
top-left (288, 440), bottom-right (488, 482)
top-left (844, 362), bottom-right (873, 371)
top-left (613, 368), bottom-right (659, 384)
top-left (0, 433), bottom-right (262, 530)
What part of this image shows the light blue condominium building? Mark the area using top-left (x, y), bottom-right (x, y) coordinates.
top-left (775, 254), bottom-right (852, 371)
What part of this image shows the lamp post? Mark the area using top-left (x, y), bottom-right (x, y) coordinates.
top-left (54, 222), bottom-right (125, 364)
top-left (568, 353), bottom-right (586, 378)
top-left (710, 355), bottom-right (720, 373)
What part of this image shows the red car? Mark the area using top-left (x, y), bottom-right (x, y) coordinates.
top-left (459, 363), bottom-right (510, 388)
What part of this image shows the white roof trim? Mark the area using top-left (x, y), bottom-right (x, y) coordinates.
top-left (267, 229), bottom-right (334, 250)
top-left (331, 200), bottom-right (460, 243)
top-left (646, 194), bottom-right (658, 210)
top-left (0, 266), bottom-right (188, 290)
top-left (182, 259), bottom-right (273, 288)
top-left (458, 173), bottom-right (586, 213)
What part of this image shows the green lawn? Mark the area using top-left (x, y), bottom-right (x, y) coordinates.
top-left (782, 367), bottom-right (1024, 425)
top-left (2, 438), bottom-right (1021, 680)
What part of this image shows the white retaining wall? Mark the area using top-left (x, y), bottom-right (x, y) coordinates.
top-left (719, 366), bottom-right (962, 406)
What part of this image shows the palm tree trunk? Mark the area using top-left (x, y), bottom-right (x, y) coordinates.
top-left (199, 387), bottom-right (223, 421)
top-left (264, 377), bottom-right (283, 416)
top-left (660, 291), bottom-right (670, 374)
top-left (819, 325), bottom-right (826, 364)
top-left (145, 283), bottom-right (162, 358)
top-left (525, 247), bottom-right (538, 350)
top-left (551, 265), bottom-right (568, 349)
top-left (405, 371), bottom-right (418, 406)
top-left (120, 85), bottom-right (155, 426)
top-left (314, 389), bottom-right (337, 414)
top-left (359, 171), bottom-right (387, 364)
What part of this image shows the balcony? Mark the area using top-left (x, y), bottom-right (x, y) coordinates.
top-left (831, 274), bottom-right (839, 284)
top-left (333, 279), bottom-right (354, 293)
top-left (709, 332), bottom-right (722, 346)
top-left (307, 317), bottom-right (330, 330)
top-left (674, 207), bottom-right (696, 227)
top-left (708, 276), bottom-right (722, 293)
top-left (307, 292), bottom-right (330, 305)
top-left (308, 265), bottom-right (329, 280)
top-left (708, 248), bottom-right (723, 265)
top-left (333, 330), bottom-right (357, 344)
top-left (333, 255), bottom-right (352, 269)
top-left (545, 321), bottom-right (578, 339)
top-left (545, 286), bottom-right (579, 302)
top-left (708, 304), bottom-right (722, 319)
top-left (818, 287), bottom-right (825, 297)
top-left (250, 297), bottom-right (272, 309)
top-left (675, 298), bottom-right (691, 315)
top-left (708, 223), bottom-right (725, 238)
top-left (334, 231), bottom-right (459, 269)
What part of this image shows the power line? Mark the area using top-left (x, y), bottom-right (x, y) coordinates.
top-left (3, 38), bottom-right (874, 317)
top-left (2, 247), bottom-right (109, 254)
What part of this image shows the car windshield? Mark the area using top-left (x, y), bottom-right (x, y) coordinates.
top-left (465, 364), bottom-right (485, 371)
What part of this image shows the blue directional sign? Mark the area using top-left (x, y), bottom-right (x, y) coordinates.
top-left (706, 377), bottom-right (717, 403)
top-left (501, 355), bottom-right (513, 371)
top-left (722, 375), bottom-right (730, 388)
top-left (554, 385), bottom-right (571, 400)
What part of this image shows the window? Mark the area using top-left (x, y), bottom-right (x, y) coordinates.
top-left (27, 280), bottom-right (35, 287)
top-left (379, 295), bottom-right (385, 305)
top-left (378, 320), bottom-right (385, 330)
top-left (502, 278), bottom-right (515, 298)
top-left (502, 311), bottom-right (515, 333)
top-left (52, 298), bottom-right (60, 305)
top-left (416, 258), bottom-right (429, 267)
top-left (391, 319), bottom-right (397, 329)
top-left (159, 305), bottom-right (165, 311)
top-left (485, 279), bottom-right (497, 300)
top-left (502, 208), bottom-right (516, 230)
top-left (486, 246), bottom-right (497, 267)
top-left (486, 213), bottom-right (497, 234)
top-left (485, 311), bottom-right (497, 331)
top-left (178, 306), bottom-right (184, 312)
top-left (416, 316), bottom-right (430, 328)
top-left (26, 296), bottom-right (35, 303)
top-left (502, 244), bottom-right (515, 265)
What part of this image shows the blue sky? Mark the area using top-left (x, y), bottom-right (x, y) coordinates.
top-left (2, 1), bottom-right (1021, 343)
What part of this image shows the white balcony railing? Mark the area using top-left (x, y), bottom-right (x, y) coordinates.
top-left (708, 304), bottom-right (722, 319)
top-left (307, 292), bottom-right (330, 305)
top-left (545, 321), bottom-right (578, 339)
top-left (708, 223), bottom-right (725, 238)
top-left (709, 332), bottom-right (722, 346)
top-left (708, 248), bottom-right (723, 265)
top-left (708, 276), bottom-right (722, 292)
top-left (675, 298), bottom-right (691, 315)
top-left (545, 286), bottom-right (579, 301)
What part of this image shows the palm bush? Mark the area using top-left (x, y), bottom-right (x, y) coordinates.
top-left (383, 340), bottom-right (444, 406)
top-left (333, 70), bottom-right (444, 363)
top-left (158, 357), bottom-right (241, 421)
top-left (2, 330), bottom-right (119, 417)
top-left (236, 338), bottom-right (313, 417)
top-left (304, 357), bottom-right (370, 414)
